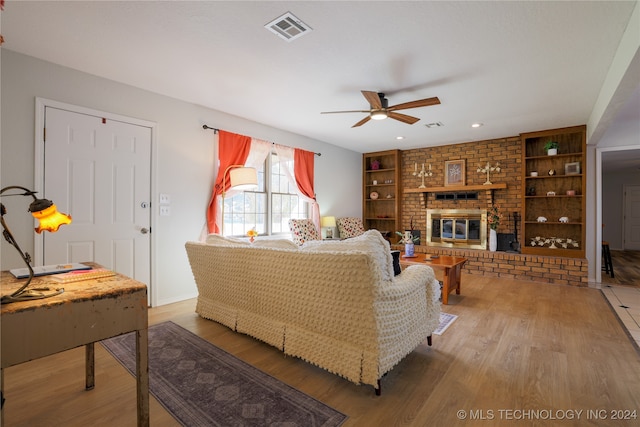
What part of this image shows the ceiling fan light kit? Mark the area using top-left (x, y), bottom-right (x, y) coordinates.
top-left (370, 111), bottom-right (388, 120)
top-left (321, 90), bottom-right (440, 128)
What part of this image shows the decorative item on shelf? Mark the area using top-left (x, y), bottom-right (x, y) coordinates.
top-left (370, 159), bottom-right (381, 170)
top-left (559, 217), bottom-right (569, 223)
top-left (369, 191), bottom-right (379, 200)
top-left (530, 236), bottom-right (579, 249)
top-left (530, 171), bottom-right (538, 177)
top-left (527, 186), bottom-right (536, 196)
top-left (547, 191), bottom-right (556, 196)
top-left (386, 194), bottom-right (393, 199)
top-left (544, 140), bottom-right (559, 156)
top-left (548, 169), bottom-right (556, 176)
top-left (444, 159), bottom-right (465, 186)
top-left (246, 228), bottom-right (258, 243)
top-left (566, 190), bottom-right (576, 196)
top-left (537, 216), bottom-right (547, 222)
top-left (372, 180), bottom-right (378, 185)
top-left (565, 162), bottom-right (581, 175)
top-left (413, 162), bottom-right (432, 188)
top-left (1, 186), bottom-right (72, 303)
top-left (487, 205), bottom-right (502, 252)
top-left (477, 161), bottom-right (501, 185)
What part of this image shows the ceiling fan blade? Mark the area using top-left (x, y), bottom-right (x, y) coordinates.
top-left (387, 97), bottom-right (441, 112)
top-left (362, 91), bottom-right (383, 109)
top-left (387, 111), bottom-right (420, 125)
top-left (352, 116), bottom-right (371, 128)
top-left (321, 109), bottom-right (371, 114)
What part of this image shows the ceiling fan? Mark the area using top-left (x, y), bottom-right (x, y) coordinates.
top-left (321, 90), bottom-right (441, 128)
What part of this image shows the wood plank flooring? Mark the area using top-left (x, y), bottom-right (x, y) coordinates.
top-left (601, 250), bottom-right (640, 287)
top-left (3, 275), bottom-right (640, 426)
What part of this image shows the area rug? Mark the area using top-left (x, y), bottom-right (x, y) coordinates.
top-left (433, 312), bottom-right (458, 335)
top-left (101, 321), bottom-right (347, 427)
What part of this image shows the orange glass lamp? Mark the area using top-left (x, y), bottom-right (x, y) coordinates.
top-left (221, 165), bottom-right (258, 235)
top-left (1, 186), bottom-right (72, 303)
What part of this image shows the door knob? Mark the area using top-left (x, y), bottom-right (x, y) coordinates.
top-left (140, 228), bottom-right (149, 234)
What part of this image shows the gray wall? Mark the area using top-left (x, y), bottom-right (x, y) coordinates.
top-left (1, 50), bottom-right (362, 306)
top-left (602, 169), bottom-right (640, 249)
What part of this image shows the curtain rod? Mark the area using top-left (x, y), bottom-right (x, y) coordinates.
top-left (203, 125), bottom-right (321, 156)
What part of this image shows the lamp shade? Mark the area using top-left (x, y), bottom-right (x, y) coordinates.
top-left (30, 200), bottom-right (72, 233)
top-left (321, 216), bottom-right (337, 228)
top-left (229, 167), bottom-right (258, 190)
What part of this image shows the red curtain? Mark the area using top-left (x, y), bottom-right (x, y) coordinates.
top-left (206, 131), bottom-right (252, 234)
top-left (294, 148), bottom-right (320, 228)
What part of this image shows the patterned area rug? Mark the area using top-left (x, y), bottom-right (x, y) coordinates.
top-left (433, 312), bottom-right (458, 335)
top-left (101, 321), bottom-right (347, 427)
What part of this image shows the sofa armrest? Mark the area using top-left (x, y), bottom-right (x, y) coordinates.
top-left (390, 265), bottom-right (439, 304)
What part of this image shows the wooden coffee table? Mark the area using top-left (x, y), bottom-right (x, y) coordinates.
top-left (400, 253), bottom-right (467, 305)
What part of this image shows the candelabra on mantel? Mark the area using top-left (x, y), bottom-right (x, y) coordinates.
top-left (413, 162), bottom-right (432, 189)
top-left (477, 161), bottom-right (501, 185)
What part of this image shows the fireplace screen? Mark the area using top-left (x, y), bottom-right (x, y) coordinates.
top-left (427, 209), bottom-right (487, 249)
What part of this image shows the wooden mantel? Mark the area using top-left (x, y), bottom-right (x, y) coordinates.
top-left (403, 183), bottom-right (507, 193)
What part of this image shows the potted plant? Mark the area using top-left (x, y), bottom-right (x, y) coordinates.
top-left (544, 140), bottom-right (558, 156)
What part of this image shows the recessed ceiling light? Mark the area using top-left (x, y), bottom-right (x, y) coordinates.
top-left (396, 136), bottom-right (405, 140)
top-left (471, 123), bottom-right (483, 128)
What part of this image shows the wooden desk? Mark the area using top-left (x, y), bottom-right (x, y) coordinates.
top-left (1, 264), bottom-right (149, 427)
top-left (400, 253), bottom-right (467, 305)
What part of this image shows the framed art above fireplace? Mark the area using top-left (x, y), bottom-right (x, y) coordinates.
top-left (444, 160), bottom-right (465, 186)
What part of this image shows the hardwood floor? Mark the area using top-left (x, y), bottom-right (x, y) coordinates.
top-left (3, 275), bottom-right (640, 427)
top-left (601, 250), bottom-right (640, 287)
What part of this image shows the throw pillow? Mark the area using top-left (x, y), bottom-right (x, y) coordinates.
top-left (288, 219), bottom-right (320, 245)
top-left (336, 217), bottom-right (365, 239)
top-left (390, 250), bottom-right (402, 276)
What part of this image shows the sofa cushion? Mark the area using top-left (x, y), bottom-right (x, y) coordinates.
top-left (301, 230), bottom-right (394, 282)
top-left (205, 234), bottom-right (250, 246)
top-left (252, 239), bottom-right (299, 250)
top-left (337, 217), bottom-right (365, 239)
top-left (288, 219), bottom-right (320, 245)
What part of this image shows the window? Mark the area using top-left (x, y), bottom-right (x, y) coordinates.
top-left (223, 152), bottom-right (309, 236)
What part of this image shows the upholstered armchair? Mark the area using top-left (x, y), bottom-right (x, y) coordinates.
top-left (288, 219), bottom-right (320, 245)
top-left (336, 217), bottom-right (365, 239)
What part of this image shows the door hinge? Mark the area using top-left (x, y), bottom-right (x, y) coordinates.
top-left (43, 127), bottom-right (46, 142)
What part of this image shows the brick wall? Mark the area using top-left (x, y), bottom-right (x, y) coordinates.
top-left (402, 136), bottom-right (521, 235)
top-left (396, 135), bottom-right (588, 287)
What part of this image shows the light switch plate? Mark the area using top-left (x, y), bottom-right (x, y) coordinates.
top-left (159, 206), bottom-right (171, 216)
top-left (159, 193), bottom-right (171, 205)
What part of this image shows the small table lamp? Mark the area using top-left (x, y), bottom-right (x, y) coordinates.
top-left (1, 186), bottom-right (72, 303)
top-left (321, 216), bottom-right (337, 239)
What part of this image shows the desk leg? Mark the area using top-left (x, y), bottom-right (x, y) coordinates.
top-left (136, 328), bottom-right (149, 427)
top-left (85, 343), bottom-right (95, 390)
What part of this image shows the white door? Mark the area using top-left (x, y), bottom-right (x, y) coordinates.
top-left (624, 184), bottom-right (640, 250)
top-left (41, 106), bottom-right (152, 287)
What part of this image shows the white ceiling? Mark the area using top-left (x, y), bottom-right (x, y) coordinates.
top-left (2, 1), bottom-right (638, 161)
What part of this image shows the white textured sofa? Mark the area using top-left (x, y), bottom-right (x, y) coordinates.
top-left (185, 230), bottom-right (440, 393)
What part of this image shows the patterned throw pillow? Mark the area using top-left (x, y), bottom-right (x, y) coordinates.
top-left (337, 217), bottom-right (365, 239)
top-left (288, 219), bottom-right (320, 245)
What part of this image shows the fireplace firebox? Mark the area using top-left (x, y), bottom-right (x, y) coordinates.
top-left (426, 209), bottom-right (487, 250)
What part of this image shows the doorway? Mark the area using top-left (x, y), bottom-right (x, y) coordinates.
top-left (34, 98), bottom-right (155, 302)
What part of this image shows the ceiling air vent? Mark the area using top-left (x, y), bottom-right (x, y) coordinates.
top-left (265, 12), bottom-right (312, 42)
top-left (425, 122), bottom-right (444, 128)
